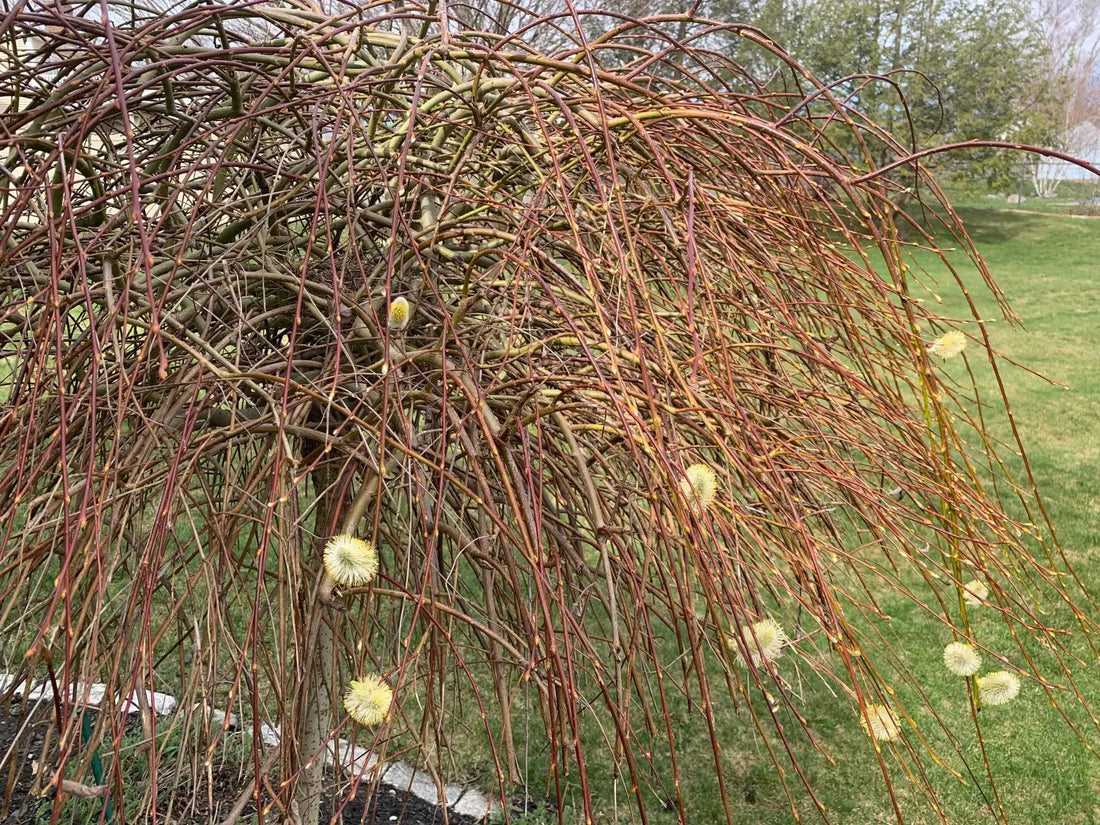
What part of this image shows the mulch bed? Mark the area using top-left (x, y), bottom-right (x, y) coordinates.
top-left (1, 705), bottom-right (482, 825)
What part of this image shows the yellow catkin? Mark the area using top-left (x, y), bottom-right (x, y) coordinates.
top-left (680, 463), bottom-right (717, 513)
top-left (323, 535), bottom-right (379, 586)
top-left (929, 330), bottom-right (967, 359)
top-left (943, 642), bottom-right (982, 676)
top-left (977, 671), bottom-right (1020, 706)
top-left (388, 296), bottom-right (410, 331)
top-left (962, 579), bottom-right (988, 607)
top-left (730, 618), bottom-right (788, 667)
top-left (344, 675), bottom-right (393, 725)
top-left (860, 703), bottom-right (901, 742)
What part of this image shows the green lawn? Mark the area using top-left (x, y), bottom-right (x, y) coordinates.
top-left (488, 206), bottom-right (1100, 825)
top-left (936, 180), bottom-right (1100, 217)
top-left (718, 207), bottom-right (1100, 824)
top-left (8, 206), bottom-right (1099, 825)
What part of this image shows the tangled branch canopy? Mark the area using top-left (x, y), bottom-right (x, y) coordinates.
top-left (0, 2), bottom-right (1096, 823)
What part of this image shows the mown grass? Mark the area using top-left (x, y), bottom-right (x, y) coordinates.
top-left (7, 206), bottom-right (1098, 825)
top-left (934, 179), bottom-right (1100, 217)
top-left (462, 205), bottom-right (1100, 825)
top-left (692, 206), bottom-right (1100, 825)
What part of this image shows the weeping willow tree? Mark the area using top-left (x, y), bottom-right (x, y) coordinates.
top-left (1, 2), bottom-right (1098, 824)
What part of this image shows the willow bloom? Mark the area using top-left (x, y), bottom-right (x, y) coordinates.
top-left (731, 618), bottom-right (787, 667)
top-left (323, 535), bottom-right (379, 587)
top-left (860, 703), bottom-right (901, 742)
top-left (929, 330), bottom-right (967, 359)
top-left (388, 296), bottom-right (410, 331)
top-left (344, 675), bottom-right (393, 726)
top-left (680, 463), bottom-right (717, 513)
top-left (943, 642), bottom-right (982, 676)
top-left (977, 671), bottom-right (1020, 706)
top-left (962, 579), bottom-right (988, 607)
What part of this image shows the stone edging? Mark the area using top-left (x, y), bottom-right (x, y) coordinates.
top-left (1, 674), bottom-right (495, 820)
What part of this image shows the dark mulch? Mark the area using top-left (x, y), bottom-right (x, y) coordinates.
top-left (320, 782), bottom-right (480, 825)
top-left (2, 701), bottom-right (59, 823)
top-left (1, 705), bottom-right (482, 825)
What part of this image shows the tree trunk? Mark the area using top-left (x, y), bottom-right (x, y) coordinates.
top-left (296, 464), bottom-right (340, 825)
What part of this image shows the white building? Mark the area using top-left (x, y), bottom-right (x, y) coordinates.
top-left (1034, 120), bottom-right (1100, 185)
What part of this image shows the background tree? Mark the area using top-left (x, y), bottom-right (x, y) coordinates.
top-left (1, 4), bottom-right (1098, 825)
top-left (1023, 0), bottom-right (1100, 195)
top-left (742, 0), bottom-right (1055, 186)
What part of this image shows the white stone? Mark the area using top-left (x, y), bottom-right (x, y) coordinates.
top-left (442, 784), bottom-right (465, 806)
top-left (259, 723), bottom-right (281, 747)
top-left (379, 761), bottom-right (415, 788)
top-left (116, 689), bottom-right (178, 716)
top-left (7, 677), bottom-right (176, 716)
top-left (406, 773), bottom-right (439, 802)
top-left (453, 789), bottom-right (494, 819)
top-left (330, 741), bottom-right (380, 776)
top-left (196, 704), bottom-right (240, 730)
top-left (0, 672), bottom-right (497, 820)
